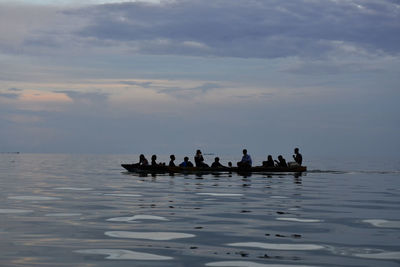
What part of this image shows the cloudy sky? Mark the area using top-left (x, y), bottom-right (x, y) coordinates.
top-left (0, 0), bottom-right (399, 159)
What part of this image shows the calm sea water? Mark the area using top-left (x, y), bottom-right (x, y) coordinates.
top-left (0, 154), bottom-right (399, 267)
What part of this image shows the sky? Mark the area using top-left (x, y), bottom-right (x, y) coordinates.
top-left (0, 0), bottom-right (399, 159)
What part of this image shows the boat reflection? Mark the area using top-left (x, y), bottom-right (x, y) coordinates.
top-left (123, 171), bottom-right (304, 182)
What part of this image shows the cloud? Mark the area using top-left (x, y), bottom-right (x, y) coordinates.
top-left (0, 88), bottom-right (23, 100)
top-left (156, 82), bottom-right (222, 97)
top-left (120, 81), bottom-right (153, 88)
top-left (1, 0), bottom-right (399, 60)
top-left (0, 93), bottom-right (19, 99)
top-left (59, 90), bottom-right (109, 102)
top-left (8, 87), bottom-right (23, 91)
top-left (57, 90), bottom-right (110, 111)
top-left (71, 0), bottom-right (400, 58)
top-left (118, 80), bottom-right (223, 99)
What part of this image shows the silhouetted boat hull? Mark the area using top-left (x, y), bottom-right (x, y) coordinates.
top-left (121, 164), bottom-right (306, 174)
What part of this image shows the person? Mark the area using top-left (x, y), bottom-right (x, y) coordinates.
top-left (211, 157), bottom-right (224, 168)
top-left (263, 155), bottom-right (275, 167)
top-left (135, 154), bottom-right (149, 166)
top-left (228, 162), bottom-right (233, 168)
top-left (275, 155), bottom-right (288, 168)
top-left (194, 149), bottom-right (209, 168)
top-left (169, 154), bottom-right (176, 167)
top-left (292, 148), bottom-right (303, 166)
top-left (237, 149), bottom-right (252, 168)
top-left (151, 155), bottom-right (158, 166)
top-left (179, 156), bottom-right (194, 167)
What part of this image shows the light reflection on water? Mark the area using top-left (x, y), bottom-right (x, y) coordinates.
top-left (0, 154), bottom-right (399, 266)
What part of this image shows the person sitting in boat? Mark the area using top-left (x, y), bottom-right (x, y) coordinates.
top-left (169, 154), bottom-right (176, 167)
top-left (263, 155), bottom-right (275, 167)
top-left (237, 149), bottom-right (252, 168)
top-left (179, 156), bottom-right (194, 167)
top-left (292, 148), bottom-right (303, 166)
top-left (135, 154), bottom-right (149, 166)
top-left (211, 157), bottom-right (225, 168)
top-left (151, 154), bottom-right (159, 166)
top-left (194, 149), bottom-right (209, 168)
top-left (275, 155), bottom-right (288, 168)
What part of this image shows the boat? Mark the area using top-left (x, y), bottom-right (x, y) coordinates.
top-left (121, 164), bottom-right (306, 174)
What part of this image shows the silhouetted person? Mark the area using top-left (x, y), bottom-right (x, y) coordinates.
top-left (135, 154), bottom-right (149, 166)
top-left (275, 155), bottom-right (288, 168)
top-left (194, 149), bottom-right (209, 167)
top-left (263, 155), bottom-right (275, 167)
top-left (211, 157), bottom-right (224, 168)
top-left (293, 148), bottom-right (303, 165)
top-left (179, 156), bottom-right (194, 167)
top-left (237, 149), bottom-right (252, 168)
top-left (151, 155), bottom-right (158, 166)
top-left (228, 162), bottom-right (233, 168)
top-left (169, 154), bottom-right (176, 167)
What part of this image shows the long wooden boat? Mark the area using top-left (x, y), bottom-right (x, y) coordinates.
top-left (121, 164), bottom-right (306, 174)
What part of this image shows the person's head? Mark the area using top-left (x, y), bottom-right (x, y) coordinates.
top-left (278, 155), bottom-right (283, 160)
top-left (139, 154), bottom-right (145, 160)
top-left (243, 149), bottom-right (247, 155)
top-left (214, 157), bottom-right (220, 162)
top-left (228, 161), bottom-right (232, 167)
top-left (151, 155), bottom-right (157, 161)
top-left (170, 154), bottom-right (175, 160)
top-left (184, 156), bottom-right (189, 162)
top-left (294, 148), bottom-right (299, 154)
top-left (196, 149), bottom-right (201, 155)
top-left (268, 155), bottom-right (273, 161)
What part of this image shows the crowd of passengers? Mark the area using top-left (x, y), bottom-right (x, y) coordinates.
top-left (134, 148), bottom-right (303, 169)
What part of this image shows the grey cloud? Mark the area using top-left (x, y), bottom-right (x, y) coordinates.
top-left (282, 60), bottom-right (384, 76)
top-left (59, 90), bottom-right (108, 99)
top-left (8, 87), bottom-right (23, 91)
top-left (157, 82), bottom-right (222, 98)
top-left (119, 81), bottom-right (222, 97)
top-left (0, 93), bottom-right (19, 99)
top-left (58, 90), bottom-right (109, 106)
top-left (120, 81), bottom-right (153, 88)
top-left (71, 0), bottom-right (400, 58)
top-left (0, 87), bottom-right (22, 99)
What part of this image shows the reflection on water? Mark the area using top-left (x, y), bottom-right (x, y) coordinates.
top-left (0, 154), bottom-right (399, 267)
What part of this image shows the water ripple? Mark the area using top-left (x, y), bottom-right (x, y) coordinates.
top-left (197, 193), bottom-right (244, 197)
top-left (105, 231), bottom-right (195, 240)
top-left (276, 217), bottom-right (322, 223)
top-left (354, 251), bottom-right (400, 260)
top-left (0, 209), bottom-right (33, 214)
top-left (227, 242), bottom-right (325, 250)
top-left (104, 193), bottom-right (142, 197)
top-left (8, 196), bottom-right (60, 201)
top-left (55, 187), bottom-right (93, 191)
top-left (75, 249), bottom-right (173, 260)
top-left (107, 215), bottom-right (169, 222)
top-left (363, 219), bottom-right (400, 228)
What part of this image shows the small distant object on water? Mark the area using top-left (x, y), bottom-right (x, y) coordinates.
top-left (0, 152), bottom-right (20, 154)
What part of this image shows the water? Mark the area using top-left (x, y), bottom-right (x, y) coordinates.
top-left (0, 154), bottom-right (399, 267)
